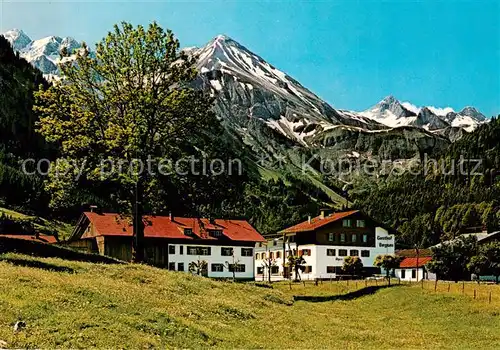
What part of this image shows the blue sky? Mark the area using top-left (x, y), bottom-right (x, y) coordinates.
top-left (1, 0), bottom-right (499, 116)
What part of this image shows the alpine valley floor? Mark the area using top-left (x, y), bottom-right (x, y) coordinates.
top-left (0, 253), bottom-right (499, 349)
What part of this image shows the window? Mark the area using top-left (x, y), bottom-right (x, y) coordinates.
top-left (179, 246), bottom-right (184, 255)
top-left (228, 264), bottom-right (246, 273)
top-left (361, 250), bottom-right (370, 257)
top-left (327, 249), bottom-right (336, 256)
top-left (257, 267), bottom-right (264, 274)
top-left (412, 269), bottom-right (417, 279)
top-left (356, 220), bottom-right (366, 228)
top-left (351, 234), bottom-right (357, 243)
top-left (276, 251), bottom-right (281, 259)
top-left (200, 247), bottom-right (211, 256)
top-left (168, 262), bottom-right (175, 271)
top-left (350, 250), bottom-right (359, 256)
top-left (270, 252), bottom-right (274, 259)
top-left (209, 229), bottom-right (223, 238)
top-left (271, 266), bottom-right (279, 274)
top-left (401, 270), bottom-right (406, 279)
top-left (241, 248), bottom-right (253, 256)
top-left (340, 233), bottom-right (346, 243)
top-left (328, 233), bottom-right (335, 242)
top-left (221, 247), bottom-right (233, 256)
top-left (169, 245), bottom-right (175, 254)
top-left (177, 263), bottom-right (184, 272)
top-left (287, 236), bottom-right (296, 243)
top-left (273, 240), bottom-right (277, 246)
top-left (255, 253), bottom-right (259, 259)
top-left (301, 249), bottom-right (311, 256)
top-left (342, 219), bottom-right (352, 228)
top-left (339, 249), bottom-right (348, 257)
top-left (211, 263), bottom-right (224, 272)
top-left (187, 246), bottom-right (211, 256)
top-left (327, 266), bottom-right (335, 274)
top-left (184, 228), bottom-right (193, 236)
top-left (362, 234), bottom-right (368, 243)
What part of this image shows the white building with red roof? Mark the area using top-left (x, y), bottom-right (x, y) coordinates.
top-left (394, 256), bottom-right (435, 282)
top-left (69, 212), bottom-right (265, 280)
top-left (255, 209), bottom-right (396, 281)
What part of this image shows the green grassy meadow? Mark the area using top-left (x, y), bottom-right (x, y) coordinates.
top-left (1, 253), bottom-right (499, 349)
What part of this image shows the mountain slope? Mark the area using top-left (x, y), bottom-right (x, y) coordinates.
top-left (191, 36), bottom-right (449, 173)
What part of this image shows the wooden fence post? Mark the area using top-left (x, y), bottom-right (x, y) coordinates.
top-left (421, 279), bottom-right (424, 289)
top-left (447, 284), bottom-right (450, 292)
top-left (474, 289), bottom-right (476, 300)
top-left (489, 292), bottom-right (492, 304)
top-left (462, 281), bottom-right (465, 294)
top-left (434, 279), bottom-right (438, 292)
top-left (365, 280), bottom-right (368, 288)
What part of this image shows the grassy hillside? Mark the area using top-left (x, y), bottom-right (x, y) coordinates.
top-left (1, 254), bottom-right (499, 349)
top-left (0, 207), bottom-right (73, 240)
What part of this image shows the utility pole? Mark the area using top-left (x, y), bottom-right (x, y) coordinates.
top-left (415, 245), bottom-right (419, 283)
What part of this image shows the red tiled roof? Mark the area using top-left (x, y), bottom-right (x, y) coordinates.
top-left (82, 212), bottom-right (265, 242)
top-left (280, 210), bottom-right (359, 233)
top-left (0, 234), bottom-right (58, 244)
top-left (399, 256), bottom-right (433, 268)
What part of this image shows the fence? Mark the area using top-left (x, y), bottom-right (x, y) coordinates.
top-left (270, 278), bottom-right (500, 304)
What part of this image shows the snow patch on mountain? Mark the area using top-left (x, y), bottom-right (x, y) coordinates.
top-left (360, 96), bottom-right (487, 132)
top-left (1, 29), bottom-right (83, 76)
top-left (3, 29), bottom-right (32, 51)
top-left (427, 106), bottom-right (455, 117)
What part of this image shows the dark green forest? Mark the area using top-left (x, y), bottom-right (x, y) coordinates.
top-left (1, 33), bottom-right (499, 246)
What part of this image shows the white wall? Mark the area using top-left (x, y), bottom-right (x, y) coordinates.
top-left (395, 267), bottom-right (425, 282)
top-left (255, 227), bottom-right (396, 280)
top-left (168, 243), bottom-right (255, 279)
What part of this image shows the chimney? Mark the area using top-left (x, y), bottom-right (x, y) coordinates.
top-left (320, 208), bottom-right (333, 219)
top-left (169, 211), bottom-right (173, 221)
top-left (89, 205), bottom-right (98, 213)
top-left (308, 216), bottom-right (311, 224)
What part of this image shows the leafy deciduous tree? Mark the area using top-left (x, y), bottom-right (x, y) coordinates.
top-left (342, 256), bottom-right (364, 277)
top-left (35, 22), bottom-right (220, 261)
top-left (373, 254), bottom-right (401, 285)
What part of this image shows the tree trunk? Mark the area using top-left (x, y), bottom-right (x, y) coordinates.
top-left (132, 181), bottom-right (145, 263)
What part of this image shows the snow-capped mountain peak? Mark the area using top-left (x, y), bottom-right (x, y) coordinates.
top-left (195, 34), bottom-right (341, 124)
top-left (1, 28), bottom-right (84, 77)
top-left (3, 28), bottom-right (32, 51)
top-left (459, 106), bottom-right (487, 121)
top-left (360, 96), bottom-right (487, 132)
